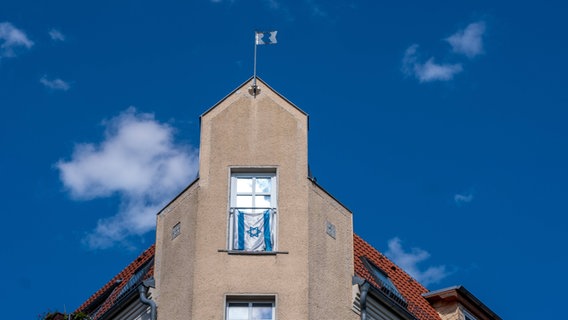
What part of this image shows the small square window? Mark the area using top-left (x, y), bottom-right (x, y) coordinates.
top-left (326, 221), bottom-right (336, 239)
top-left (171, 222), bottom-right (181, 240)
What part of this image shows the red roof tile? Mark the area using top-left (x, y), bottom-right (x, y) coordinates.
top-left (354, 234), bottom-right (441, 320)
top-left (75, 244), bottom-right (155, 320)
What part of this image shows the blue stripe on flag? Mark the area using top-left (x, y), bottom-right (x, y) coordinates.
top-left (237, 211), bottom-right (245, 250)
top-left (263, 210), bottom-right (272, 251)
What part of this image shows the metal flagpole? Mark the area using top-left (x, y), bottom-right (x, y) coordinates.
top-left (252, 31), bottom-right (259, 96)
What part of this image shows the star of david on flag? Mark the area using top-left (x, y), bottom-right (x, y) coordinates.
top-left (234, 210), bottom-right (273, 251)
top-left (255, 31), bottom-right (277, 45)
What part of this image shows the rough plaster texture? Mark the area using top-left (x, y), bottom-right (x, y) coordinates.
top-left (155, 79), bottom-right (356, 319)
top-left (308, 184), bottom-right (358, 320)
top-left (154, 182), bottom-right (199, 318)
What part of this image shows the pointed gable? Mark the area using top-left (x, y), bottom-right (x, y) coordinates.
top-left (200, 76), bottom-right (308, 119)
top-left (198, 77), bottom-right (309, 178)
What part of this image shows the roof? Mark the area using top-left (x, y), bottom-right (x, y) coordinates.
top-left (353, 234), bottom-right (441, 320)
top-left (75, 245), bottom-right (155, 320)
top-left (77, 234), bottom-right (503, 320)
top-left (423, 286), bottom-right (502, 320)
top-left (77, 235), bottom-right (443, 320)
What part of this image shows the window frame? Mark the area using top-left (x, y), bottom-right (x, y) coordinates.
top-left (225, 296), bottom-right (275, 320)
top-left (462, 308), bottom-right (477, 320)
top-left (228, 170), bottom-right (278, 252)
top-left (361, 257), bottom-right (408, 309)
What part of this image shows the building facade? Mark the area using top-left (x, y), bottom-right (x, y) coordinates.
top-left (72, 78), bottom-right (500, 320)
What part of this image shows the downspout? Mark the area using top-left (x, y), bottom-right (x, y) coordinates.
top-left (360, 282), bottom-right (370, 320)
top-left (138, 278), bottom-right (157, 320)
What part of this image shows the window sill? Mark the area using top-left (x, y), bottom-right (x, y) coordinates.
top-left (218, 249), bottom-right (289, 255)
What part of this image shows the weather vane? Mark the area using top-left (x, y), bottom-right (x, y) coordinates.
top-left (250, 30), bottom-right (278, 97)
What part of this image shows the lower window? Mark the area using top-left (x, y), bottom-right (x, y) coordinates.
top-left (226, 300), bottom-right (274, 320)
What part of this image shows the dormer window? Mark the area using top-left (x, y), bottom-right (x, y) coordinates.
top-left (361, 257), bottom-right (408, 309)
top-left (228, 171), bottom-right (277, 251)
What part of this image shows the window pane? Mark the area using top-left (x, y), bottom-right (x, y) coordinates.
top-left (255, 178), bottom-right (271, 193)
top-left (252, 303), bottom-right (273, 320)
top-left (372, 268), bottom-right (395, 288)
top-left (255, 195), bottom-right (271, 208)
top-left (227, 303), bottom-right (249, 320)
top-left (236, 178), bottom-right (253, 193)
top-left (236, 196), bottom-right (253, 208)
top-left (230, 172), bottom-right (276, 251)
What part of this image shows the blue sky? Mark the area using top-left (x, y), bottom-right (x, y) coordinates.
top-left (2, 1), bottom-right (567, 319)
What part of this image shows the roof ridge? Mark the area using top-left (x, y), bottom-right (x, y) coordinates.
top-left (75, 244), bottom-right (155, 314)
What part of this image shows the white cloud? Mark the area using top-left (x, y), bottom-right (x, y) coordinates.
top-left (402, 20), bottom-right (487, 83)
top-left (385, 237), bottom-right (449, 286)
top-left (446, 21), bottom-right (486, 58)
top-left (402, 44), bottom-right (463, 82)
top-left (414, 58), bottom-right (463, 82)
top-left (0, 22), bottom-right (33, 58)
top-left (40, 76), bottom-right (71, 91)
top-left (454, 192), bottom-right (474, 205)
top-left (305, 0), bottom-right (326, 17)
top-left (48, 28), bottom-right (65, 41)
top-left (57, 107), bottom-right (199, 249)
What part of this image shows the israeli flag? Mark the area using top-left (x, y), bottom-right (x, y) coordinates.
top-left (234, 210), bottom-right (273, 251)
top-left (256, 31), bottom-right (277, 45)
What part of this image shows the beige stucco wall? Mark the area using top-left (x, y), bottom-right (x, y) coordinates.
top-left (155, 79), bottom-right (356, 320)
top-left (154, 182), bottom-right (199, 318)
top-left (308, 183), bottom-right (358, 320)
